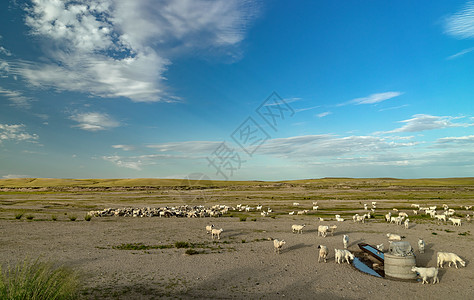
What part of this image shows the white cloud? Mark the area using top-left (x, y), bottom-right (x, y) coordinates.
top-left (102, 155), bottom-right (142, 170)
top-left (0, 124), bottom-right (39, 143)
top-left (382, 114), bottom-right (473, 134)
top-left (12, 0), bottom-right (259, 102)
top-left (316, 111), bottom-right (331, 118)
top-left (294, 105), bottom-right (319, 113)
top-left (378, 104), bottom-right (409, 112)
top-left (112, 144), bottom-right (135, 151)
top-left (2, 174), bottom-right (31, 179)
top-left (147, 141), bottom-right (222, 154)
top-left (339, 92), bottom-right (402, 106)
top-left (0, 46), bottom-right (11, 56)
top-left (0, 86), bottom-right (34, 108)
top-left (435, 135), bottom-right (474, 147)
top-left (447, 46), bottom-right (474, 60)
top-left (70, 112), bottom-right (120, 131)
top-left (445, 1), bottom-right (474, 39)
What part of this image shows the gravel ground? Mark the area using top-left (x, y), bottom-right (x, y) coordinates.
top-left (1, 214), bottom-right (473, 299)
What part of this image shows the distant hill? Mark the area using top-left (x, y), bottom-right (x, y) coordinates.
top-left (0, 177), bottom-right (473, 188)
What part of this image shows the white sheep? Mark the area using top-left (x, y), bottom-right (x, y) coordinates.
top-left (336, 216), bottom-right (344, 222)
top-left (411, 267), bottom-right (439, 284)
top-left (434, 214), bottom-right (446, 222)
top-left (335, 249), bottom-right (354, 264)
top-left (329, 225), bottom-right (337, 236)
top-left (289, 211), bottom-right (295, 215)
top-left (449, 217), bottom-right (462, 226)
top-left (399, 212), bottom-right (408, 218)
top-left (292, 224), bottom-right (306, 234)
top-left (313, 206), bottom-right (319, 210)
top-left (404, 218), bottom-right (410, 229)
top-left (318, 225), bottom-right (329, 237)
top-left (211, 228), bottom-right (223, 240)
top-left (343, 235), bottom-right (349, 249)
top-left (385, 212), bottom-right (392, 222)
top-left (418, 239), bottom-right (425, 253)
top-left (413, 210), bottom-right (418, 215)
top-left (437, 252), bottom-right (466, 269)
top-left (273, 239), bottom-right (286, 254)
top-left (293, 202), bottom-right (300, 206)
top-left (387, 233), bottom-right (402, 241)
top-left (256, 205), bottom-right (263, 211)
top-left (313, 201), bottom-right (318, 205)
top-left (318, 245), bottom-right (328, 262)
top-left (205, 224), bottom-right (214, 234)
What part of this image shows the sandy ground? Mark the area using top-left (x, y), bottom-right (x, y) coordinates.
top-left (1, 213), bottom-right (473, 299)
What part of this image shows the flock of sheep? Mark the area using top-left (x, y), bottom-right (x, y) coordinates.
top-left (204, 201), bottom-right (470, 285)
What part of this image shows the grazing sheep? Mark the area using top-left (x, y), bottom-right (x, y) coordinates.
top-left (434, 214), bottom-right (446, 222)
top-left (256, 205), bottom-right (263, 211)
top-left (449, 217), bottom-right (462, 226)
top-left (390, 216), bottom-right (398, 224)
top-left (411, 204), bottom-right (420, 208)
top-left (313, 201), bottom-right (318, 205)
top-left (335, 249), bottom-right (354, 264)
top-left (437, 252), bottom-right (466, 269)
top-left (364, 204), bottom-right (368, 210)
top-left (329, 225), bottom-right (337, 236)
top-left (293, 202), bottom-right (300, 206)
top-left (387, 233), bottom-right (402, 241)
top-left (466, 214), bottom-right (471, 222)
top-left (273, 239), bottom-right (286, 254)
top-left (399, 212), bottom-right (408, 218)
top-left (411, 267), bottom-right (439, 284)
top-left (336, 216), bottom-right (344, 222)
top-left (205, 224), bottom-right (214, 234)
top-left (418, 239), bottom-right (425, 253)
top-left (211, 228), bottom-right (223, 240)
top-left (289, 211), bottom-right (295, 215)
top-left (319, 217), bottom-right (325, 222)
top-left (297, 210), bottom-right (304, 215)
top-left (318, 225), bottom-right (329, 237)
top-left (292, 224), bottom-right (306, 234)
top-left (313, 206), bottom-right (319, 210)
top-left (318, 245), bottom-right (328, 262)
top-left (343, 235), bottom-right (349, 249)
top-left (413, 210), bottom-right (418, 215)
top-left (353, 214), bottom-right (359, 222)
top-left (261, 211), bottom-right (269, 217)
top-left (385, 212), bottom-right (392, 222)
top-left (404, 218), bottom-right (410, 229)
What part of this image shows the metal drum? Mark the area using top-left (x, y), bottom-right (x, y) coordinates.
top-left (384, 253), bottom-right (417, 279)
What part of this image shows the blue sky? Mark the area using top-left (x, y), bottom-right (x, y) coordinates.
top-left (0, 0), bottom-right (473, 181)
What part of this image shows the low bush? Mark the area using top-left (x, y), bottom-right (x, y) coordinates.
top-left (239, 216), bottom-right (247, 222)
top-left (51, 215), bottom-right (57, 221)
top-left (174, 241), bottom-right (191, 249)
top-left (26, 215), bottom-right (34, 220)
top-left (14, 213), bottom-right (23, 220)
top-left (68, 215), bottom-right (77, 222)
top-left (84, 215), bottom-right (92, 222)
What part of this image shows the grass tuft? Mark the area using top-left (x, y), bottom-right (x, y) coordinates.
top-left (239, 216), bottom-right (247, 222)
top-left (0, 258), bottom-right (80, 299)
top-left (68, 215), bottom-right (77, 222)
top-left (84, 215), bottom-right (92, 222)
top-left (51, 215), bottom-right (57, 221)
top-left (14, 213), bottom-right (23, 220)
top-left (174, 241), bottom-right (191, 249)
top-left (26, 215), bottom-right (34, 220)
top-left (185, 249), bottom-right (200, 255)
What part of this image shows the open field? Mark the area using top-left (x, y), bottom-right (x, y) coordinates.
top-left (1, 178), bottom-right (473, 299)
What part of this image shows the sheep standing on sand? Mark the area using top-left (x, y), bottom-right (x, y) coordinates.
top-left (206, 224), bottom-right (214, 234)
top-left (343, 235), bottom-right (349, 249)
top-left (404, 218), bottom-right (410, 229)
top-left (385, 212), bottom-right (392, 222)
top-left (387, 233), bottom-right (402, 241)
top-left (318, 225), bottom-right (329, 237)
top-left (211, 228), bottom-right (223, 240)
top-left (292, 224), bottom-right (306, 234)
top-left (318, 245), bottom-right (328, 262)
top-left (273, 239), bottom-right (286, 254)
top-left (335, 249), bottom-right (354, 264)
top-left (449, 217), bottom-right (462, 226)
top-left (437, 252), bottom-right (466, 269)
top-left (418, 239), bottom-right (425, 253)
top-left (329, 225), bottom-right (337, 236)
top-left (411, 267), bottom-right (439, 284)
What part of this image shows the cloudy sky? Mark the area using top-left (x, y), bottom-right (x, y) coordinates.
top-left (0, 0), bottom-right (473, 180)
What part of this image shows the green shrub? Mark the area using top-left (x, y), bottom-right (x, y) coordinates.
top-left (84, 215), bottom-right (92, 222)
top-left (51, 215), bottom-right (57, 221)
top-left (26, 215), bottom-right (34, 220)
top-left (174, 241), bottom-right (190, 249)
top-left (250, 218), bottom-right (257, 222)
top-left (0, 259), bottom-right (80, 299)
top-left (68, 215), bottom-right (77, 222)
top-left (14, 213), bottom-right (23, 220)
top-left (185, 249), bottom-right (200, 255)
top-left (239, 216), bottom-right (247, 222)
